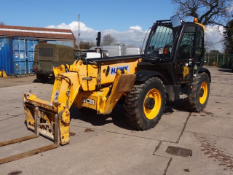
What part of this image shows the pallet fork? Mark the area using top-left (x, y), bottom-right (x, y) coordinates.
top-left (0, 107), bottom-right (60, 164)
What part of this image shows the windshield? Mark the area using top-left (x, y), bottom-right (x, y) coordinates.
top-left (145, 21), bottom-right (179, 59)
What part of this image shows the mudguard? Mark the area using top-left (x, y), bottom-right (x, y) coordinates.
top-left (198, 67), bottom-right (211, 82)
top-left (135, 70), bottom-right (169, 84)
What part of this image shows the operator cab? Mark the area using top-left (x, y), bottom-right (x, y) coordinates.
top-left (142, 15), bottom-right (205, 84)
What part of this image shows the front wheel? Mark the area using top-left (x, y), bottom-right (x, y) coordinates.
top-left (185, 72), bottom-right (210, 112)
top-left (124, 77), bottom-right (165, 130)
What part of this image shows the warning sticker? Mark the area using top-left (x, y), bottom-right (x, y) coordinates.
top-left (54, 91), bottom-right (59, 101)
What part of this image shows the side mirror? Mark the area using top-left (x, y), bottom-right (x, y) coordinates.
top-left (170, 15), bottom-right (181, 28)
top-left (96, 32), bottom-right (101, 46)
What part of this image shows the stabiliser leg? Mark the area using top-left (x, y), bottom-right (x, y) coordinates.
top-left (0, 107), bottom-right (60, 164)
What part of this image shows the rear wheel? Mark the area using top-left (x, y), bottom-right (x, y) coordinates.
top-left (124, 77), bottom-right (165, 130)
top-left (185, 72), bottom-right (210, 112)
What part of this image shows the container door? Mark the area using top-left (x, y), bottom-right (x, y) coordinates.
top-left (26, 40), bottom-right (38, 74)
top-left (13, 38), bottom-right (26, 75)
top-left (26, 40), bottom-right (38, 61)
top-left (13, 51), bottom-right (26, 62)
top-left (14, 61), bottom-right (26, 75)
top-left (0, 37), bottom-right (13, 75)
top-left (26, 61), bottom-right (34, 74)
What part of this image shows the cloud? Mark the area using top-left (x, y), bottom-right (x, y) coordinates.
top-left (45, 21), bottom-right (224, 51)
top-left (129, 26), bottom-right (143, 31)
top-left (45, 21), bottom-right (147, 47)
top-left (205, 25), bottom-right (224, 52)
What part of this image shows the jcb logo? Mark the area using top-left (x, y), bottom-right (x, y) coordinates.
top-left (110, 65), bottom-right (129, 75)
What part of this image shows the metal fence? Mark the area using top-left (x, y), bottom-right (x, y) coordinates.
top-left (204, 54), bottom-right (233, 67)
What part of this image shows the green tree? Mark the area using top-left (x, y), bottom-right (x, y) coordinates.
top-left (224, 20), bottom-right (233, 54)
top-left (171, 0), bottom-right (232, 26)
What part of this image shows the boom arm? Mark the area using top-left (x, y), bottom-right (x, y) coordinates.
top-left (23, 58), bottom-right (140, 145)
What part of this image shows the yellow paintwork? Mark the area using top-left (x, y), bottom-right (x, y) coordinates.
top-left (99, 60), bottom-right (139, 84)
top-left (193, 18), bottom-right (205, 31)
top-left (143, 88), bottom-right (162, 120)
top-left (199, 82), bottom-right (208, 104)
top-left (24, 57), bottom-right (141, 145)
top-left (0, 70), bottom-right (7, 77)
top-left (182, 65), bottom-right (189, 78)
top-left (74, 69), bottom-right (136, 115)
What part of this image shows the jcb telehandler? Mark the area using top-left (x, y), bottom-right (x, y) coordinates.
top-left (0, 15), bottom-right (210, 164)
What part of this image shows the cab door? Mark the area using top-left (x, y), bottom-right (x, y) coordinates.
top-left (175, 25), bottom-right (196, 83)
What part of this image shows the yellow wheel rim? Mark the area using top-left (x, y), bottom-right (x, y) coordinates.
top-left (199, 82), bottom-right (208, 104)
top-left (143, 88), bottom-right (162, 120)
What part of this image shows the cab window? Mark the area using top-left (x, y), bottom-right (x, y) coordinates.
top-left (178, 27), bottom-right (195, 59)
top-left (195, 27), bottom-right (204, 66)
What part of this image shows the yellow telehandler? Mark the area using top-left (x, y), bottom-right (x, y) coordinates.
top-left (0, 16), bottom-right (211, 164)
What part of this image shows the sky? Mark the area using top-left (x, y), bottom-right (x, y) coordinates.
top-left (0, 0), bottom-right (228, 51)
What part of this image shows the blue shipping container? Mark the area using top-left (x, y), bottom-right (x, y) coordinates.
top-left (1, 37), bottom-right (71, 76)
top-left (13, 51), bottom-right (26, 61)
top-left (26, 61), bottom-right (33, 74)
top-left (14, 61), bottom-right (26, 75)
top-left (12, 38), bottom-right (27, 75)
top-left (13, 39), bottom-right (26, 51)
top-left (26, 40), bottom-right (38, 61)
top-left (26, 40), bottom-right (38, 52)
top-left (0, 37), bottom-right (13, 75)
top-left (27, 51), bottom-right (34, 61)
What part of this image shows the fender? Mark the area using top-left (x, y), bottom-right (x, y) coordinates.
top-left (198, 67), bottom-right (211, 82)
top-left (135, 70), bottom-right (169, 85)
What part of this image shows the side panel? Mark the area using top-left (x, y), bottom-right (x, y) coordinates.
top-left (135, 70), bottom-right (168, 84)
top-left (100, 59), bottom-right (140, 85)
top-left (38, 60), bottom-right (53, 73)
top-left (136, 62), bottom-right (176, 85)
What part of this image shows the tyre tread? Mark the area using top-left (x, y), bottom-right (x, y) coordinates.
top-left (124, 77), bottom-right (165, 130)
top-left (185, 72), bottom-right (209, 112)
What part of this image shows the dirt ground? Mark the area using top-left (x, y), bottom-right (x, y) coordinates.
top-left (0, 75), bottom-right (55, 88)
top-left (0, 75), bottom-right (36, 88)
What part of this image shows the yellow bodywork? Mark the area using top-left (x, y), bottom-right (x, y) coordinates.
top-left (0, 70), bottom-right (7, 77)
top-left (193, 18), bottom-right (205, 31)
top-left (182, 65), bottom-right (189, 78)
top-left (23, 58), bottom-right (141, 145)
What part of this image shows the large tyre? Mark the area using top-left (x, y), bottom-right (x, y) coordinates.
top-left (185, 72), bottom-right (210, 112)
top-left (124, 77), bottom-right (165, 130)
